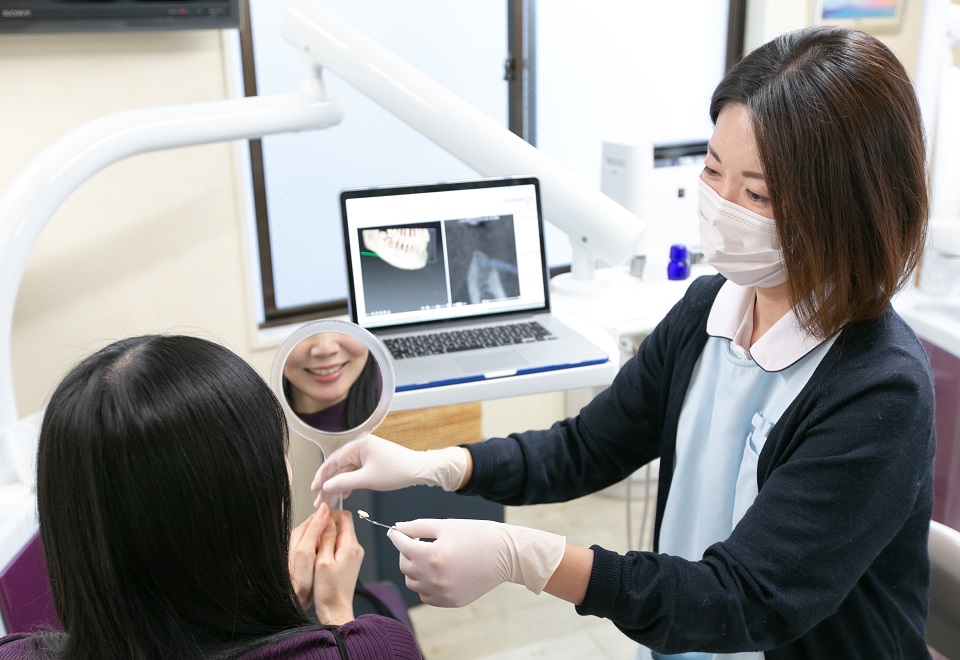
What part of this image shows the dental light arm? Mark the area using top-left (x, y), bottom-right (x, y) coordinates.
top-left (0, 0), bottom-right (643, 454)
top-left (281, 0), bottom-right (644, 274)
top-left (0, 69), bottom-right (343, 450)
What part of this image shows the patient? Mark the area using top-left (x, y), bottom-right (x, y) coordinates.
top-left (0, 334), bottom-right (419, 659)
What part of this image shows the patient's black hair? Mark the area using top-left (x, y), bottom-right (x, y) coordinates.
top-left (36, 335), bottom-right (320, 659)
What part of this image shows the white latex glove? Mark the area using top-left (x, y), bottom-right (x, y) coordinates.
top-left (386, 518), bottom-right (566, 608)
top-left (311, 435), bottom-right (467, 507)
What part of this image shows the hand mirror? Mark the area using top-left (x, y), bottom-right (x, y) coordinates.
top-left (270, 319), bottom-right (395, 461)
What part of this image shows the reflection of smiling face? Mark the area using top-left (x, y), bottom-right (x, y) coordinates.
top-left (283, 333), bottom-right (370, 414)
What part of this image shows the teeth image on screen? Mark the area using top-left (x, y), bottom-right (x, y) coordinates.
top-left (362, 227), bottom-right (431, 270)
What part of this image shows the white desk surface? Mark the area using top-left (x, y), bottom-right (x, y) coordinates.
top-left (551, 264), bottom-right (715, 340)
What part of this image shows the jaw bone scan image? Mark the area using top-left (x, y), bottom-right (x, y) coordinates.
top-left (362, 227), bottom-right (433, 270)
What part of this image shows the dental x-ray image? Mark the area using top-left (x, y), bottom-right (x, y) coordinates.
top-left (445, 215), bottom-right (520, 304)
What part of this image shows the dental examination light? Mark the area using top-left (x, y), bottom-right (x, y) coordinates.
top-left (0, 0), bottom-right (642, 461)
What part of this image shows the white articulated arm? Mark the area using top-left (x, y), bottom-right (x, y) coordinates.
top-left (282, 0), bottom-right (644, 273)
top-left (0, 86), bottom-right (343, 440)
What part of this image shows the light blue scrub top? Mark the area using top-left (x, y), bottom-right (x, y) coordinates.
top-left (639, 282), bottom-right (835, 660)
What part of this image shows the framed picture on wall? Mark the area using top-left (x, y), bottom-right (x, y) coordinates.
top-left (812, 0), bottom-right (906, 33)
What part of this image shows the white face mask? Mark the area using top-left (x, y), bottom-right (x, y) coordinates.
top-left (697, 179), bottom-right (787, 288)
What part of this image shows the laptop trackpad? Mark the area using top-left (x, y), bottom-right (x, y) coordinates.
top-left (454, 350), bottom-right (528, 375)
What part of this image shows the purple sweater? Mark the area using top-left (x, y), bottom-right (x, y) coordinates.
top-left (0, 615), bottom-right (420, 659)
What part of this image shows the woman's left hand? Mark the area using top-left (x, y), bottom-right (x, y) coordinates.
top-left (312, 506), bottom-right (364, 625)
top-left (289, 505), bottom-right (332, 610)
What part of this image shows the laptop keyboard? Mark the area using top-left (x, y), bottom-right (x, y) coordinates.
top-left (383, 321), bottom-right (555, 359)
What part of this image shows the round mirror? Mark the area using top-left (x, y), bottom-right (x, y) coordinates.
top-left (271, 319), bottom-right (395, 460)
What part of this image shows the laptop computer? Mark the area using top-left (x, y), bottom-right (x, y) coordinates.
top-left (340, 175), bottom-right (610, 392)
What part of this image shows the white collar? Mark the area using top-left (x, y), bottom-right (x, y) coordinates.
top-left (706, 280), bottom-right (827, 372)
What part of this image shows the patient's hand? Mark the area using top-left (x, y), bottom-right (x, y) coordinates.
top-left (313, 507), bottom-right (364, 625)
top-left (289, 505), bottom-right (330, 610)
top-left (288, 503), bottom-right (363, 625)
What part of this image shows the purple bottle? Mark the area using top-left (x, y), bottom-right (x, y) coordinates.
top-left (667, 244), bottom-right (690, 280)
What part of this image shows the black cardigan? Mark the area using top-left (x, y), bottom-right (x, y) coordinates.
top-left (463, 274), bottom-right (935, 659)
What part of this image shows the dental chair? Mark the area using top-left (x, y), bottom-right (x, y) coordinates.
top-left (928, 520), bottom-right (960, 659)
top-left (0, 532), bottom-right (414, 641)
top-left (0, 531), bottom-right (60, 634)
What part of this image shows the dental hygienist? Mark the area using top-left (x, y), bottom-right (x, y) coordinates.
top-left (313, 26), bottom-right (935, 659)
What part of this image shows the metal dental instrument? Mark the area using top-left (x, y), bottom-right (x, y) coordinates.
top-left (357, 510), bottom-right (398, 533)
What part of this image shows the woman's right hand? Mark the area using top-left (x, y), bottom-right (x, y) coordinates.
top-left (312, 507), bottom-right (364, 625)
top-left (311, 434), bottom-right (470, 507)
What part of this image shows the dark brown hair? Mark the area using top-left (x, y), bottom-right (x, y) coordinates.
top-left (710, 26), bottom-right (928, 338)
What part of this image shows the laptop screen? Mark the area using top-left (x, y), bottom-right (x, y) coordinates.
top-left (340, 177), bottom-right (551, 330)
